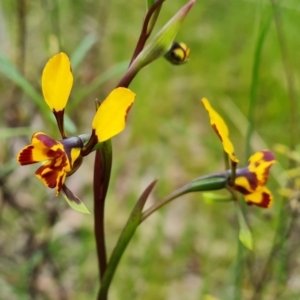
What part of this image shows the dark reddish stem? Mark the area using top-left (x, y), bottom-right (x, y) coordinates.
top-left (117, 0), bottom-right (164, 89)
top-left (54, 110), bottom-right (67, 139)
top-left (129, 0), bottom-right (165, 65)
top-left (94, 2), bottom-right (164, 296)
top-left (94, 141), bottom-right (112, 283)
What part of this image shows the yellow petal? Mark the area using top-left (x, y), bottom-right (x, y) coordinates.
top-left (248, 151), bottom-right (275, 185)
top-left (244, 186), bottom-right (273, 208)
top-left (17, 132), bottom-right (63, 165)
top-left (92, 88), bottom-right (136, 142)
top-left (234, 176), bottom-right (254, 193)
top-left (201, 98), bottom-right (239, 163)
top-left (42, 52), bottom-right (73, 112)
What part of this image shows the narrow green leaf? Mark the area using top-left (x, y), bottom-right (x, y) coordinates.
top-left (246, 11), bottom-right (273, 158)
top-left (0, 127), bottom-right (31, 138)
top-left (236, 203), bottom-right (253, 250)
top-left (98, 179), bottom-right (158, 299)
top-left (70, 33), bottom-right (97, 71)
top-left (0, 51), bottom-right (51, 123)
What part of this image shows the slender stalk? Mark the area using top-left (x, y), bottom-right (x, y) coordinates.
top-left (94, 3), bottom-right (164, 294)
top-left (117, 0), bottom-right (164, 88)
top-left (93, 141), bottom-right (112, 286)
top-left (141, 186), bottom-right (187, 223)
top-left (129, 0), bottom-right (165, 65)
top-left (141, 174), bottom-right (228, 223)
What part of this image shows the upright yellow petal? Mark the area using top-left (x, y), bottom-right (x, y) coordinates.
top-left (201, 98), bottom-right (239, 163)
top-left (92, 88), bottom-right (136, 142)
top-left (42, 52), bottom-right (73, 112)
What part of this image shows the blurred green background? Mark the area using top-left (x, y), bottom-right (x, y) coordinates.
top-left (0, 0), bottom-right (300, 299)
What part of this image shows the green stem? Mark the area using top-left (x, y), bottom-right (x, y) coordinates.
top-left (98, 180), bottom-right (157, 299)
top-left (141, 174), bottom-right (228, 223)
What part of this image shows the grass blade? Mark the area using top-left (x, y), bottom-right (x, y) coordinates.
top-left (70, 33), bottom-right (97, 71)
top-left (98, 179), bottom-right (158, 300)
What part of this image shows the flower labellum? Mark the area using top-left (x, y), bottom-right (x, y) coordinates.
top-left (233, 150), bottom-right (275, 208)
top-left (18, 132), bottom-right (83, 195)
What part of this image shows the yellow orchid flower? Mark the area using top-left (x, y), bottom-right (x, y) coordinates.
top-left (17, 53), bottom-right (135, 209)
top-left (201, 98), bottom-right (275, 208)
top-left (18, 132), bottom-right (82, 195)
top-left (234, 150), bottom-right (275, 208)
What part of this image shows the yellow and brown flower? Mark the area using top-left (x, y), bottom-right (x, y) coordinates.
top-left (18, 132), bottom-right (83, 195)
top-left (201, 98), bottom-right (275, 208)
top-left (17, 52), bottom-right (135, 212)
top-left (233, 150), bottom-right (275, 208)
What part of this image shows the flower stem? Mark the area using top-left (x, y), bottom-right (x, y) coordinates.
top-left (141, 173), bottom-right (228, 223)
top-left (129, 0), bottom-right (165, 65)
top-left (140, 186), bottom-right (187, 223)
top-left (93, 141), bottom-right (112, 289)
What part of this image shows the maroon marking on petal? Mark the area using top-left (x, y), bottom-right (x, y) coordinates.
top-left (246, 172), bottom-right (259, 190)
top-left (234, 185), bottom-right (251, 195)
top-left (46, 147), bottom-right (65, 159)
top-left (35, 152), bottom-right (69, 192)
top-left (235, 168), bottom-right (259, 191)
top-left (35, 133), bottom-right (59, 148)
top-left (18, 145), bottom-right (35, 165)
top-left (246, 191), bottom-right (271, 208)
top-left (261, 165), bottom-right (272, 185)
top-left (57, 173), bottom-right (64, 193)
top-left (36, 165), bottom-right (57, 189)
top-left (212, 124), bottom-right (222, 141)
top-left (261, 150), bottom-right (275, 162)
top-left (125, 103), bottom-right (133, 121)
